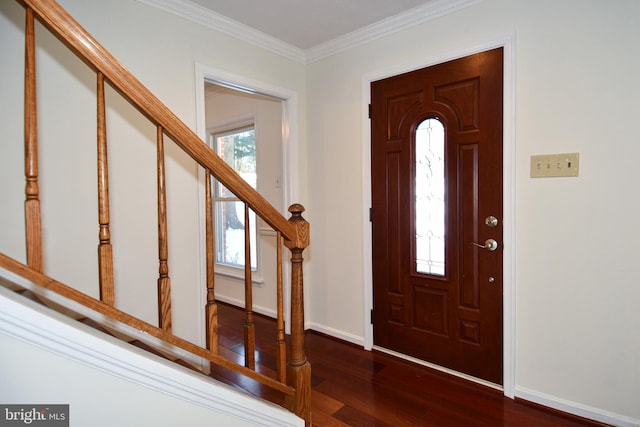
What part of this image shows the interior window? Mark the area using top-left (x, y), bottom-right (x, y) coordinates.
top-left (212, 125), bottom-right (257, 270)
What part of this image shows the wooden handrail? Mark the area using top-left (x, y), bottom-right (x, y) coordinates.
top-left (0, 252), bottom-right (294, 397)
top-left (13, 0), bottom-right (311, 424)
top-left (22, 0), bottom-right (297, 243)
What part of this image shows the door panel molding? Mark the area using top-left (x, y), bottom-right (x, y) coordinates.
top-left (361, 32), bottom-right (516, 397)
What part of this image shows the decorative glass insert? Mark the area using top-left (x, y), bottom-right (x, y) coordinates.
top-left (213, 127), bottom-right (257, 270)
top-left (415, 118), bottom-right (445, 276)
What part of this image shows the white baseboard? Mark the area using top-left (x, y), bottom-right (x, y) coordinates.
top-left (214, 294), bottom-right (277, 319)
top-left (307, 322), bottom-right (364, 347)
top-left (516, 387), bottom-right (640, 427)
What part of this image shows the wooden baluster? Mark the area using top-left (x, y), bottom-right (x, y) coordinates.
top-left (24, 7), bottom-right (43, 273)
top-left (205, 170), bottom-right (218, 354)
top-left (276, 232), bottom-right (286, 383)
top-left (97, 72), bottom-right (115, 305)
top-left (243, 204), bottom-right (255, 370)
top-left (284, 204), bottom-right (311, 426)
top-left (157, 127), bottom-right (172, 332)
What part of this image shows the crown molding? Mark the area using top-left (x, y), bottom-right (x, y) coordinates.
top-left (136, 0), bottom-right (307, 63)
top-left (137, 0), bottom-right (482, 64)
top-left (305, 0), bottom-right (483, 63)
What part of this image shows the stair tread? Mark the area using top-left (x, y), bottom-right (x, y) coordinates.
top-left (9, 286), bottom-right (284, 408)
top-left (14, 288), bottom-right (45, 305)
top-left (77, 317), bottom-right (114, 335)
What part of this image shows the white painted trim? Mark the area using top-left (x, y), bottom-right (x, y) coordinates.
top-left (206, 113), bottom-right (256, 136)
top-left (214, 295), bottom-right (277, 320)
top-left (516, 387), bottom-right (640, 427)
top-left (501, 33), bottom-right (518, 400)
top-left (216, 297), bottom-right (315, 335)
top-left (213, 267), bottom-right (265, 287)
top-left (0, 285), bottom-right (303, 427)
top-left (194, 63), bottom-right (300, 335)
top-left (361, 33), bottom-right (517, 397)
top-left (136, 0), bottom-right (481, 64)
top-left (135, 0), bottom-right (305, 63)
top-left (307, 323), bottom-right (364, 348)
top-left (305, 0), bottom-right (483, 63)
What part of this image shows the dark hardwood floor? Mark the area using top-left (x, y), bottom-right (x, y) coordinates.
top-left (214, 303), bottom-right (608, 427)
top-left (10, 288), bottom-right (609, 426)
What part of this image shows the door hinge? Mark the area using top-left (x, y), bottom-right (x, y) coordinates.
top-left (370, 309), bottom-right (374, 324)
top-left (369, 207), bottom-right (372, 222)
top-left (368, 103), bottom-right (372, 119)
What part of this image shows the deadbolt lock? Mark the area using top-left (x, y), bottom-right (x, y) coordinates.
top-left (485, 216), bottom-right (499, 227)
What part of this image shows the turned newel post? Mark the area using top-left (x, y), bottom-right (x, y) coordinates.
top-left (284, 203), bottom-right (311, 425)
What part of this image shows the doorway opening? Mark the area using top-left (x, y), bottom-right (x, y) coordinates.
top-left (194, 64), bottom-right (300, 339)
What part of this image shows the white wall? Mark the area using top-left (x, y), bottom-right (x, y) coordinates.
top-left (304, 0), bottom-right (640, 423)
top-left (0, 0), bottom-right (306, 349)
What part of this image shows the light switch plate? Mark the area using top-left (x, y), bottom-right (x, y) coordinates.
top-left (530, 153), bottom-right (579, 178)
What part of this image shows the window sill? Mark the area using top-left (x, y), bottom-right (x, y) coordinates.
top-left (214, 267), bottom-right (265, 287)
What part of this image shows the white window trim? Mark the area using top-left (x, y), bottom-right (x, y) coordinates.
top-left (214, 264), bottom-right (265, 287)
top-left (215, 226), bottom-right (278, 287)
top-left (207, 115), bottom-right (261, 281)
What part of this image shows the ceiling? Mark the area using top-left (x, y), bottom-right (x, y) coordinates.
top-left (138, 0), bottom-right (480, 62)
top-left (188, 0), bottom-right (437, 50)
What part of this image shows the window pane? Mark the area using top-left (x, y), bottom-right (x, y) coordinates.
top-left (415, 118), bottom-right (445, 276)
top-left (215, 129), bottom-right (256, 197)
top-left (212, 126), bottom-right (257, 270)
top-left (215, 200), bottom-right (257, 270)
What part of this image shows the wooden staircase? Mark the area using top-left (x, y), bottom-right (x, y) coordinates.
top-left (10, 285), bottom-right (272, 401)
top-left (1, 0), bottom-right (311, 424)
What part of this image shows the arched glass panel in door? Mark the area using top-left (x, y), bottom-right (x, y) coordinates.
top-left (415, 118), bottom-right (445, 276)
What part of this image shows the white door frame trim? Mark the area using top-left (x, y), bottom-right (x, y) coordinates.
top-left (194, 63), bottom-right (300, 336)
top-left (360, 33), bottom-right (517, 398)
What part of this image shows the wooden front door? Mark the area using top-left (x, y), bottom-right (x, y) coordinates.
top-left (371, 48), bottom-right (504, 384)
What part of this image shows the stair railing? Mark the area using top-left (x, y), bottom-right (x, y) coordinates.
top-left (3, 0), bottom-right (311, 424)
